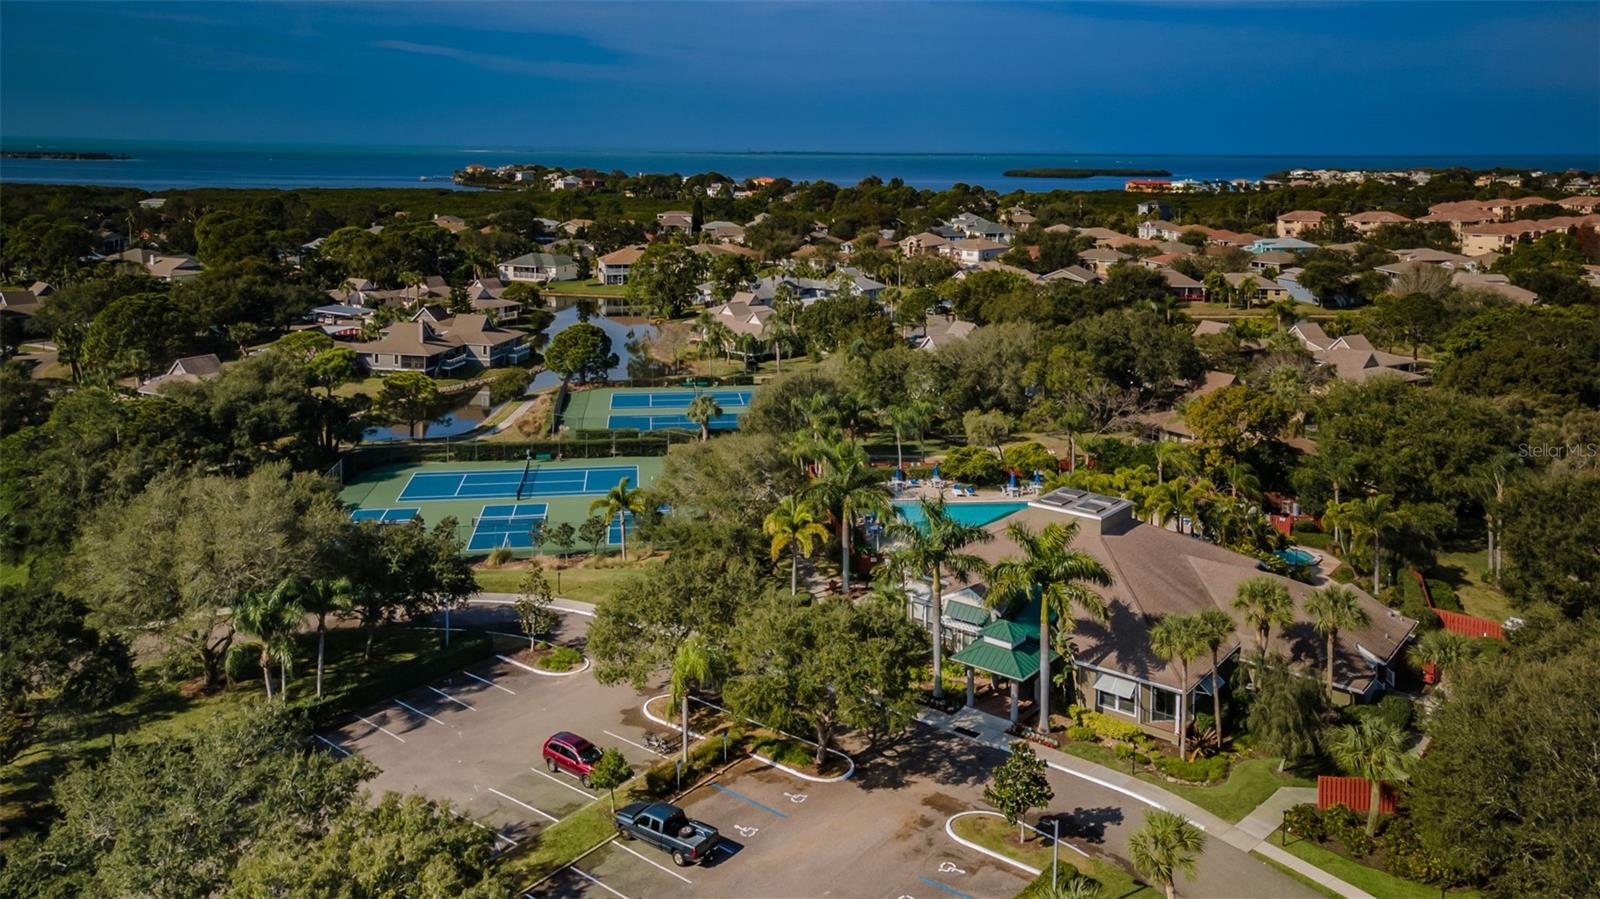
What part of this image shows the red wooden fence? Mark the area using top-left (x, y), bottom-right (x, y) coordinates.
top-left (1433, 608), bottom-right (1504, 641)
top-left (1317, 776), bottom-right (1397, 814)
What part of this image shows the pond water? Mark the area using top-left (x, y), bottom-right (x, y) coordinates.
top-left (528, 308), bottom-right (660, 392)
top-left (361, 388), bottom-right (495, 443)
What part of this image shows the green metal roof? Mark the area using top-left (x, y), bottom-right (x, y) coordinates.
top-left (944, 601), bottom-right (991, 627)
top-left (950, 633), bottom-right (1057, 681)
top-left (981, 619), bottom-right (1032, 646)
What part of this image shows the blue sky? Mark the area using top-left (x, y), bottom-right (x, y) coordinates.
top-left (3, 1), bottom-right (1597, 155)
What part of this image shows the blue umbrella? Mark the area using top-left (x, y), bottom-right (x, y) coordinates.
top-left (932, 464), bottom-right (941, 480)
top-left (894, 468), bottom-right (906, 483)
top-left (1009, 471), bottom-right (1018, 489)
top-left (1033, 470), bottom-right (1043, 485)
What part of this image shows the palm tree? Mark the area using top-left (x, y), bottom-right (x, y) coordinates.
top-left (1336, 494), bottom-right (1402, 595)
top-left (1304, 585), bottom-right (1369, 692)
top-left (987, 521), bottom-right (1113, 734)
top-left (1143, 292), bottom-right (1181, 325)
top-left (299, 576), bottom-right (354, 698)
top-left (669, 634), bottom-right (721, 764)
top-left (237, 579), bottom-right (305, 701)
top-left (1235, 275), bottom-right (1259, 309)
top-left (880, 399), bottom-right (932, 475)
top-left (1232, 576), bottom-right (1294, 654)
top-left (882, 498), bottom-right (994, 699)
top-left (1129, 809), bottom-right (1206, 899)
top-left (1144, 479), bottom-right (1185, 529)
top-left (1153, 442), bottom-right (1193, 485)
top-left (1192, 608), bottom-right (1235, 742)
top-left (1328, 717), bottom-right (1411, 836)
top-left (764, 495), bottom-right (830, 595)
top-left (804, 441), bottom-right (891, 593)
top-left (1408, 629), bottom-right (1471, 689)
top-left (685, 394), bottom-right (723, 442)
top-left (1044, 875), bottom-right (1104, 899)
top-left (1202, 270), bottom-right (1229, 310)
top-left (589, 477), bottom-right (646, 561)
top-left (1220, 461), bottom-right (1260, 504)
top-left (1147, 614), bottom-right (1208, 757)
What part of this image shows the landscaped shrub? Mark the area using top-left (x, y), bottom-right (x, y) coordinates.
top-left (224, 642), bottom-right (263, 685)
top-left (486, 546), bottom-right (515, 567)
top-left (1078, 710), bottom-right (1143, 743)
top-left (1001, 442), bottom-right (1058, 478)
top-left (939, 445), bottom-right (1003, 484)
top-left (1283, 803), bottom-right (1325, 842)
top-left (1424, 578), bottom-right (1462, 612)
top-left (1353, 694), bottom-right (1415, 733)
top-left (1154, 753), bottom-right (1229, 783)
top-left (489, 367), bottom-right (534, 404)
top-left (539, 645), bottom-right (583, 672)
top-left (1065, 725), bottom-right (1097, 743)
top-left (1322, 804), bottom-right (1377, 858)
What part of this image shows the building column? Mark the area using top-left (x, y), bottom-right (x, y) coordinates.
top-left (1009, 680), bottom-right (1020, 725)
top-left (966, 668), bottom-right (975, 708)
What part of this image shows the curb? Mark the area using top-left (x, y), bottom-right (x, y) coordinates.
top-left (641, 693), bottom-right (856, 784)
top-left (943, 811), bottom-right (1042, 877)
top-left (496, 652), bottom-right (592, 678)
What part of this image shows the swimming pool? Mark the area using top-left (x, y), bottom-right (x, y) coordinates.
top-left (894, 501), bottom-right (1027, 530)
top-left (1275, 548), bottom-right (1317, 566)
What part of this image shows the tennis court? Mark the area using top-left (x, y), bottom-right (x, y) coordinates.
top-left (466, 503), bottom-right (548, 552)
top-left (397, 464), bottom-right (638, 502)
top-left (350, 507), bottom-right (420, 523)
top-left (561, 386), bottom-right (759, 433)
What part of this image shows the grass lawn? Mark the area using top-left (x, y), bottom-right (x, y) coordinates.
top-left (474, 555), bottom-right (664, 603)
top-left (1, 626), bottom-right (495, 839)
top-left (959, 813), bottom-right (1161, 898)
top-left (0, 559), bottom-right (29, 588)
top-left (544, 278), bottom-right (628, 297)
top-left (953, 813), bottom-right (1057, 870)
top-left (1015, 860), bottom-right (1160, 899)
top-left (1431, 547), bottom-right (1513, 621)
top-left (1274, 830), bottom-right (1483, 899)
top-left (1057, 743), bottom-right (1310, 823)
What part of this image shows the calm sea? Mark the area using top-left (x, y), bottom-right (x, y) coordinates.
top-left (1, 139), bottom-right (1594, 193)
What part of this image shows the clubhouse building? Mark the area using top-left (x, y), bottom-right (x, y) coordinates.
top-left (903, 488), bottom-right (1416, 744)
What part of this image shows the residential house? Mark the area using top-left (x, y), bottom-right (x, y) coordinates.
top-left (432, 214), bottom-right (469, 234)
top-left (1558, 196), bottom-right (1600, 213)
top-left (1157, 267), bottom-right (1207, 301)
top-left (655, 210), bottom-right (693, 232)
top-left (1290, 323), bottom-right (1425, 383)
top-left (701, 221), bottom-right (746, 244)
top-left (546, 173), bottom-right (581, 191)
top-left (559, 219), bottom-right (594, 236)
top-left (1247, 236), bottom-right (1318, 254)
top-left (308, 304), bottom-right (376, 329)
top-left (911, 315), bottom-right (976, 351)
top-left (1459, 214), bottom-right (1600, 256)
top-left (944, 238), bottom-right (1008, 268)
top-left (136, 354), bottom-right (224, 396)
top-left (1042, 265), bottom-right (1101, 285)
top-left (497, 251), bottom-right (578, 284)
top-left (905, 488), bottom-right (1416, 735)
top-left (1275, 210), bottom-right (1326, 238)
top-left (899, 232), bottom-right (950, 256)
top-left (1136, 200), bottom-right (1172, 218)
top-left (105, 247), bottom-right (204, 281)
top-left (1001, 207), bottom-right (1036, 230)
top-left (1223, 271), bottom-right (1290, 304)
top-left (596, 245), bottom-right (647, 285)
top-left (351, 322), bottom-right (468, 375)
top-left (1080, 247), bottom-right (1129, 276)
top-left (708, 297), bottom-right (776, 341)
top-left (0, 288), bottom-right (43, 320)
top-left (1451, 272), bottom-right (1538, 304)
top-left (1137, 220), bottom-right (1187, 242)
top-left (1344, 210), bottom-right (1412, 234)
top-left (1132, 370), bottom-right (1238, 442)
top-left (947, 212), bottom-right (1015, 244)
top-left (1250, 250), bottom-right (1298, 273)
top-left (435, 313), bottom-right (531, 367)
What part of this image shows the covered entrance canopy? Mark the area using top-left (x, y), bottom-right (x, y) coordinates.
top-left (949, 617), bottom-right (1058, 724)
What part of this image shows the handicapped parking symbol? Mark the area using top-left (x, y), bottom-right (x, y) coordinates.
top-left (734, 824), bottom-right (760, 838)
top-left (783, 791), bottom-right (808, 803)
top-left (938, 862), bottom-right (967, 875)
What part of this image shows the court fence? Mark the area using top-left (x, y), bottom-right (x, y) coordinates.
top-left (340, 434), bottom-right (681, 479)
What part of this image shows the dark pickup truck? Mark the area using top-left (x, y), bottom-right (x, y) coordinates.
top-left (613, 800), bottom-right (720, 866)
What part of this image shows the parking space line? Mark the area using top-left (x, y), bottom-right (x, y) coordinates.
top-left (531, 766), bottom-right (598, 799)
top-left (464, 670), bottom-right (515, 694)
top-left (355, 714), bottom-right (407, 743)
top-left (604, 729), bottom-right (667, 758)
top-left (453, 811), bottom-right (518, 849)
top-left (487, 787), bottom-right (560, 823)
top-left (708, 781), bottom-right (787, 818)
top-left (566, 866), bottom-right (628, 899)
top-left (427, 686), bottom-right (475, 710)
top-left (313, 734), bottom-right (352, 756)
top-left (614, 841), bottom-right (694, 884)
top-left (394, 699), bottom-right (447, 727)
top-left (919, 875), bottom-right (973, 899)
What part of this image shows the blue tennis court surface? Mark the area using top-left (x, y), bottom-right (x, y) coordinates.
top-left (609, 389), bottom-right (753, 410)
top-left (467, 503), bottom-right (549, 552)
top-left (398, 464), bottom-right (639, 502)
top-left (351, 507), bottom-right (420, 523)
top-left (607, 412), bottom-right (742, 432)
top-left (607, 511), bottom-right (636, 546)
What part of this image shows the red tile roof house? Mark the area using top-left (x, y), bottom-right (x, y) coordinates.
top-left (1344, 210), bottom-right (1412, 234)
top-left (596, 245), bottom-right (647, 285)
top-left (1275, 210), bottom-right (1326, 238)
top-left (902, 488), bottom-right (1416, 741)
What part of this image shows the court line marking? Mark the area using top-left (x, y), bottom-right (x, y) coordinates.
top-left (567, 866), bottom-right (628, 899)
top-left (708, 781), bottom-right (787, 818)
top-left (313, 734), bottom-right (352, 756)
top-left (463, 670), bottom-right (516, 694)
top-left (530, 766), bottom-right (599, 799)
top-left (487, 787), bottom-right (559, 823)
top-left (354, 714), bottom-right (407, 743)
top-left (393, 699), bottom-right (448, 727)
top-left (604, 729), bottom-right (669, 758)
top-left (427, 686), bottom-right (475, 710)
top-left (919, 875), bottom-right (973, 899)
top-left (614, 841), bottom-right (694, 884)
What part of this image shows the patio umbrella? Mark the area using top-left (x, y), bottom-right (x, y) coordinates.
top-left (1033, 470), bottom-right (1043, 486)
top-left (932, 463), bottom-right (942, 481)
top-left (894, 468), bottom-right (906, 483)
top-left (1008, 471), bottom-right (1018, 490)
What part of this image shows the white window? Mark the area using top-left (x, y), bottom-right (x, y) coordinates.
top-left (1149, 688), bottom-right (1178, 724)
top-left (1093, 673), bottom-right (1139, 717)
top-left (1097, 689), bottom-right (1136, 716)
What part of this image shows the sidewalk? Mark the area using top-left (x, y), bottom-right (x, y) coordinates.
top-left (916, 705), bottom-right (1376, 899)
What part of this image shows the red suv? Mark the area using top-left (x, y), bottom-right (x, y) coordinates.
top-left (542, 732), bottom-right (603, 786)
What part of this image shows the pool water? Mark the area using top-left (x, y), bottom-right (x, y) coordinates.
top-left (894, 501), bottom-right (1027, 530)
top-left (1275, 548), bottom-right (1317, 566)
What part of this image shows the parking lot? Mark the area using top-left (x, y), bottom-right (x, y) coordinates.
top-left (321, 603), bottom-right (1316, 898)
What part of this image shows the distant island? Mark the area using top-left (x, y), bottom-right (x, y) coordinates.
top-left (1003, 167), bottom-right (1171, 178)
top-left (2, 150), bottom-right (130, 161)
